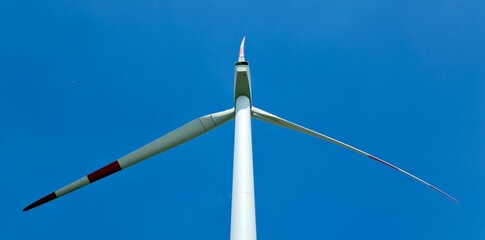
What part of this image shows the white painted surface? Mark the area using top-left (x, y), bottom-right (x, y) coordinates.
top-left (230, 96), bottom-right (257, 240)
top-left (55, 176), bottom-right (89, 197)
top-left (238, 36), bottom-right (246, 62)
top-left (51, 108), bottom-right (234, 201)
top-left (118, 108), bottom-right (234, 169)
top-left (250, 106), bottom-right (458, 202)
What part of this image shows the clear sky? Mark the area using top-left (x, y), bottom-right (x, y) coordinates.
top-left (1, 0), bottom-right (484, 239)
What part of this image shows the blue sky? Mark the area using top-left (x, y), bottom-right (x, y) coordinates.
top-left (1, 0), bottom-right (484, 239)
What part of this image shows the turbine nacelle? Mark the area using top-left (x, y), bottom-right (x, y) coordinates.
top-left (234, 36), bottom-right (252, 104)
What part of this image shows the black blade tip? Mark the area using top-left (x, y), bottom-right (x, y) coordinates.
top-left (23, 192), bottom-right (57, 212)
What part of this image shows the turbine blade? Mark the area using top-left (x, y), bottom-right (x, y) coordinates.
top-left (238, 36), bottom-right (246, 62)
top-left (251, 106), bottom-right (458, 202)
top-left (24, 108), bottom-right (235, 211)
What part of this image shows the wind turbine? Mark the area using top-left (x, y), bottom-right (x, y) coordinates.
top-left (24, 37), bottom-right (458, 240)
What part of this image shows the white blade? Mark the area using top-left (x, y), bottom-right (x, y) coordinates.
top-left (238, 36), bottom-right (246, 62)
top-left (24, 108), bottom-right (235, 211)
top-left (251, 106), bottom-right (458, 202)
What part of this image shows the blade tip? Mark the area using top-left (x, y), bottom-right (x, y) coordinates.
top-left (238, 36), bottom-right (246, 62)
top-left (23, 192), bottom-right (57, 212)
top-left (450, 196), bottom-right (460, 203)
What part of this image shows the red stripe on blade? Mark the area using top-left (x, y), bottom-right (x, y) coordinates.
top-left (23, 192), bottom-right (57, 211)
top-left (87, 161), bottom-right (122, 183)
top-left (368, 155), bottom-right (399, 170)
